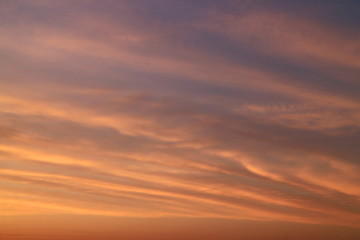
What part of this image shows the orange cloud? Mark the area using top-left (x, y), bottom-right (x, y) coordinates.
top-left (1, 1), bottom-right (360, 236)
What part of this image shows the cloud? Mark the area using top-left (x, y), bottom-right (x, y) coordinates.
top-left (1, 0), bottom-right (360, 232)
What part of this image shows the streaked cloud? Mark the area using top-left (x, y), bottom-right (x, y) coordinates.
top-left (1, 0), bottom-right (359, 237)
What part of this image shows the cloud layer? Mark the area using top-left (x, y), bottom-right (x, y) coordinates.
top-left (1, 0), bottom-right (360, 231)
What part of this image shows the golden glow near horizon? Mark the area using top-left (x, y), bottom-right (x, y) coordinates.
top-left (1, 1), bottom-right (360, 239)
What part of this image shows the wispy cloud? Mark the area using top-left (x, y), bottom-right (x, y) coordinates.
top-left (1, 0), bottom-right (360, 235)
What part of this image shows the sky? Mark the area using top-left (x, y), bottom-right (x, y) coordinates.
top-left (1, 0), bottom-right (360, 239)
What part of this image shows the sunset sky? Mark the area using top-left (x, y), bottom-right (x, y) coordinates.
top-left (1, 0), bottom-right (360, 239)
